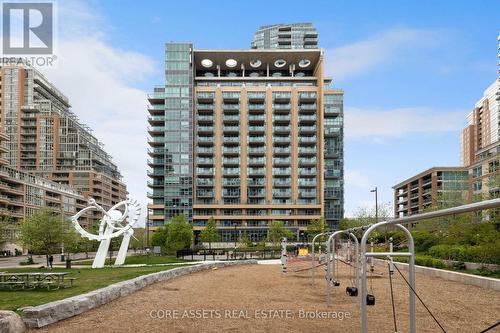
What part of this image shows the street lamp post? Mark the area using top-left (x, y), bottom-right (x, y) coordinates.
top-left (370, 187), bottom-right (378, 223)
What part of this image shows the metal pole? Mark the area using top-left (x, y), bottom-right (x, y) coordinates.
top-left (348, 232), bottom-right (359, 302)
top-left (146, 208), bottom-right (150, 248)
top-left (311, 231), bottom-right (331, 287)
top-left (326, 230), bottom-right (346, 306)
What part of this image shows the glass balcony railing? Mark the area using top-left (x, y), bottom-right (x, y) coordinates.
top-left (223, 147), bottom-right (240, 154)
top-left (248, 126), bottom-right (265, 132)
top-left (197, 158), bottom-right (214, 164)
top-left (222, 92), bottom-right (240, 100)
top-left (273, 179), bottom-right (290, 186)
top-left (196, 104), bottom-right (214, 110)
top-left (300, 104), bottom-right (317, 110)
top-left (300, 125), bottom-right (317, 132)
top-left (273, 158), bottom-right (291, 164)
top-left (223, 104), bottom-right (240, 110)
top-left (299, 179), bottom-right (317, 186)
top-left (299, 136), bottom-right (317, 144)
top-left (248, 190), bottom-right (265, 197)
top-left (248, 147), bottom-right (265, 154)
top-left (197, 179), bottom-right (214, 186)
top-left (248, 115), bottom-right (265, 122)
top-left (273, 147), bottom-right (290, 154)
top-left (274, 125), bottom-right (291, 132)
top-left (197, 191), bottom-right (214, 197)
top-left (248, 136), bottom-right (265, 143)
top-left (223, 126), bottom-right (240, 132)
top-left (197, 126), bottom-right (213, 132)
top-left (248, 179), bottom-right (266, 186)
top-left (273, 92), bottom-right (291, 100)
top-left (273, 115), bottom-right (290, 121)
top-left (273, 104), bottom-right (291, 110)
top-left (198, 137), bottom-right (214, 143)
top-left (273, 190), bottom-right (291, 197)
top-left (198, 115), bottom-right (214, 121)
top-left (273, 137), bottom-right (290, 143)
top-left (248, 103), bottom-right (265, 110)
top-left (248, 93), bottom-right (265, 100)
top-left (299, 169), bottom-right (316, 176)
top-left (223, 136), bottom-right (240, 143)
top-left (197, 93), bottom-right (214, 100)
top-left (223, 115), bottom-right (240, 121)
top-left (197, 147), bottom-right (214, 154)
top-left (248, 168), bottom-right (265, 175)
top-left (299, 157), bottom-right (317, 164)
top-left (197, 168), bottom-right (214, 175)
top-left (223, 168), bottom-right (240, 175)
top-left (299, 92), bottom-right (317, 100)
top-left (273, 168), bottom-right (291, 176)
top-left (223, 179), bottom-right (240, 186)
top-left (299, 147), bottom-right (316, 154)
top-left (248, 157), bottom-right (265, 165)
top-left (300, 115), bottom-right (316, 121)
top-left (223, 158), bottom-right (240, 164)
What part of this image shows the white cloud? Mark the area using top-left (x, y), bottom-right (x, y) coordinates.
top-left (345, 106), bottom-right (465, 139)
top-left (324, 28), bottom-right (442, 80)
top-left (38, 1), bottom-right (156, 226)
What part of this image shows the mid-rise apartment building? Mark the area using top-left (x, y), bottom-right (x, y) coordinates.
top-left (393, 167), bottom-right (470, 217)
top-left (148, 43), bottom-right (344, 241)
top-left (0, 64), bottom-right (127, 220)
top-left (0, 128), bottom-right (88, 251)
top-left (251, 23), bottom-right (318, 50)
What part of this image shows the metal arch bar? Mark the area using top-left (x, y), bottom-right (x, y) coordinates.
top-left (361, 222), bottom-right (416, 333)
top-left (311, 231), bottom-right (334, 287)
top-left (325, 230), bottom-right (360, 306)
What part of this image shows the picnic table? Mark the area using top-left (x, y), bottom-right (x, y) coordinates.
top-left (0, 272), bottom-right (76, 290)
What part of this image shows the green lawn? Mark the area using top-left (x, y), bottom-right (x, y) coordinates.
top-left (72, 254), bottom-right (190, 266)
top-left (0, 265), bottom-right (190, 311)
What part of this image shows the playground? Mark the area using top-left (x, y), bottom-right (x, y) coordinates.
top-left (30, 261), bottom-right (500, 333)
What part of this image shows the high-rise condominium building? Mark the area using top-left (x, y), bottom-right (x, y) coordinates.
top-left (251, 23), bottom-right (318, 49)
top-left (0, 64), bottom-right (127, 221)
top-left (147, 43), bottom-right (344, 242)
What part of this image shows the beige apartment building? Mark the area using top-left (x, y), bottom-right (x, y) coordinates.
top-left (393, 167), bottom-right (470, 217)
top-left (0, 64), bottom-right (127, 221)
top-left (148, 44), bottom-right (344, 242)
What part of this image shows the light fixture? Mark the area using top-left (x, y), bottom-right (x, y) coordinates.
top-left (226, 59), bottom-right (237, 68)
top-left (250, 59), bottom-right (262, 68)
top-left (201, 59), bottom-right (213, 68)
top-left (298, 59), bottom-right (311, 68)
top-left (274, 59), bottom-right (286, 68)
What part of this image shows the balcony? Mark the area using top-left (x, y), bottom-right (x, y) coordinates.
top-left (223, 125), bottom-right (240, 133)
top-left (147, 126), bottom-right (165, 134)
top-left (248, 115), bottom-right (265, 123)
top-left (223, 136), bottom-right (240, 145)
top-left (273, 158), bottom-right (291, 166)
top-left (273, 168), bottom-right (291, 176)
top-left (248, 147), bottom-right (265, 155)
top-left (248, 103), bottom-right (265, 112)
top-left (223, 115), bottom-right (240, 123)
top-left (324, 127), bottom-right (341, 136)
top-left (299, 179), bottom-right (317, 187)
top-left (223, 104), bottom-right (240, 111)
top-left (273, 137), bottom-right (290, 145)
top-left (299, 92), bottom-right (317, 101)
top-left (223, 157), bottom-right (240, 165)
top-left (197, 179), bottom-right (214, 187)
top-left (273, 103), bottom-right (291, 112)
top-left (197, 190), bottom-right (214, 198)
top-left (273, 179), bottom-right (290, 187)
top-left (147, 180), bottom-right (164, 188)
top-left (148, 116), bottom-right (165, 124)
top-left (198, 115), bottom-right (214, 123)
top-left (248, 136), bottom-right (265, 145)
top-left (147, 192), bottom-right (164, 199)
top-left (197, 126), bottom-right (213, 134)
top-left (248, 157), bottom-right (265, 166)
top-left (197, 93), bottom-right (214, 102)
top-left (147, 169), bottom-right (164, 177)
top-left (299, 125), bottom-right (316, 134)
top-left (248, 168), bottom-right (265, 176)
top-left (223, 190), bottom-right (240, 197)
top-left (223, 178), bottom-right (240, 186)
top-left (148, 137), bottom-right (165, 146)
top-left (299, 104), bottom-right (317, 113)
top-left (197, 158), bottom-right (214, 165)
top-left (299, 157), bottom-right (316, 166)
top-left (223, 147), bottom-right (240, 155)
top-left (299, 168), bottom-right (316, 177)
top-left (198, 136), bottom-right (214, 145)
top-left (273, 92), bottom-right (291, 102)
top-left (147, 158), bottom-right (164, 166)
top-left (273, 147), bottom-right (290, 156)
top-left (273, 115), bottom-right (290, 123)
top-left (299, 136), bottom-right (316, 145)
top-left (248, 190), bottom-right (265, 198)
top-left (248, 125), bottom-right (265, 134)
top-left (223, 168), bottom-right (240, 176)
top-left (196, 104), bottom-right (214, 111)
top-left (197, 147), bottom-right (214, 155)
top-left (299, 115), bottom-right (316, 123)
top-left (248, 179), bottom-right (265, 186)
top-left (274, 125), bottom-right (290, 134)
top-left (222, 92), bottom-right (240, 101)
top-left (299, 190), bottom-right (317, 198)
top-left (248, 93), bottom-right (265, 102)
top-left (273, 190), bottom-right (291, 198)
top-left (197, 168), bottom-right (214, 176)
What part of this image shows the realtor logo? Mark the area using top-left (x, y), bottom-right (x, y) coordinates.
top-left (2, 2), bottom-right (53, 54)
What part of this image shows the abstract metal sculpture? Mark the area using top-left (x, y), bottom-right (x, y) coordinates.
top-left (70, 198), bottom-right (141, 268)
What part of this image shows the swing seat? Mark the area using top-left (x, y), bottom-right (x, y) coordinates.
top-left (346, 286), bottom-right (358, 297)
top-left (333, 280), bottom-right (340, 287)
top-left (366, 294), bottom-right (375, 306)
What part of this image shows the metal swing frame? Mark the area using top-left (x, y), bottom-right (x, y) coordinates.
top-left (325, 230), bottom-right (359, 306)
top-left (311, 231), bottom-right (335, 287)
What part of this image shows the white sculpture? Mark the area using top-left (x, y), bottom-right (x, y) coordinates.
top-left (70, 198), bottom-right (141, 268)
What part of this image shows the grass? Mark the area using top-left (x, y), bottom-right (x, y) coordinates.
top-left (0, 265), bottom-right (190, 311)
top-left (72, 255), bottom-right (190, 266)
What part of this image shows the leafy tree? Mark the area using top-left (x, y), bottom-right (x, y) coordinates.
top-left (19, 208), bottom-right (72, 267)
top-left (166, 215), bottom-right (192, 254)
top-left (240, 231), bottom-right (252, 248)
top-left (268, 221), bottom-right (294, 245)
top-left (306, 217), bottom-right (328, 240)
top-left (151, 225), bottom-right (168, 248)
top-left (200, 217), bottom-right (219, 249)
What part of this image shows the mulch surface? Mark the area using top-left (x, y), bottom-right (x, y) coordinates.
top-left (31, 261), bottom-right (500, 333)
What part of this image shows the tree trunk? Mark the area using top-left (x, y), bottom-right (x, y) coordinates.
top-left (46, 254), bottom-right (49, 267)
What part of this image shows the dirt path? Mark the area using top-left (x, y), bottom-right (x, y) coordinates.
top-left (31, 262), bottom-right (500, 333)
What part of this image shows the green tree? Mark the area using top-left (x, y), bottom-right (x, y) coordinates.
top-left (151, 225), bottom-right (168, 248)
top-left (19, 208), bottom-right (71, 267)
top-left (200, 217), bottom-right (219, 249)
top-left (268, 221), bottom-right (294, 245)
top-left (166, 215), bottom-right (192, 254)
top-left (306, 217), bottom-right (328, 240)
top-left (240, 232), bottom-right (252, 248)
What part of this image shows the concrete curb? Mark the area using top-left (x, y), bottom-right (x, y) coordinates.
top-left (375, 259), bottom-right (500, 291)
top-left (20, 260), bottom-right (257, 328)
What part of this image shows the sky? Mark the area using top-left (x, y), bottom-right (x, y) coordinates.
top-left (37, 0), bottom-right (500, 219)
